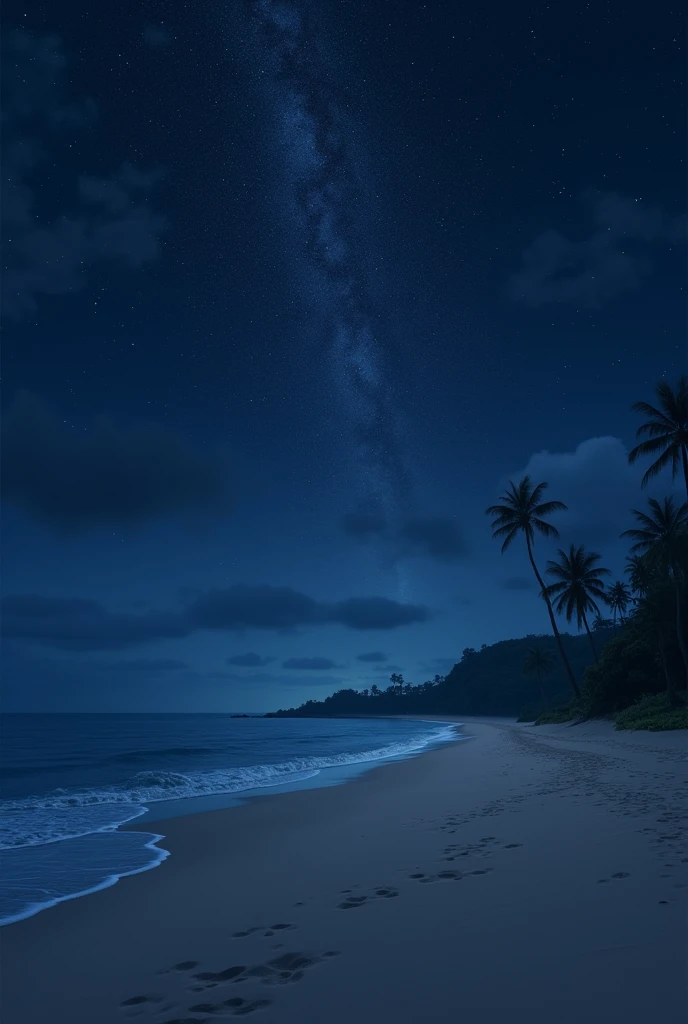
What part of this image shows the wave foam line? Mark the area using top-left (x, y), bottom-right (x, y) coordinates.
top-left (0, 724), bottom-right (457, 850)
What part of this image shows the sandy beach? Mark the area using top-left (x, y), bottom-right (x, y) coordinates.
top-left (2, 718), bottom-right (687, 1023)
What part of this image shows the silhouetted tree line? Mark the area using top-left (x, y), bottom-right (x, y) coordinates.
top-left (271, 379), bottom-right (688, 727)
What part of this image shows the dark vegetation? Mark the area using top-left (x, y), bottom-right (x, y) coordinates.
top-left (270, 379), bottom-right (688, 731)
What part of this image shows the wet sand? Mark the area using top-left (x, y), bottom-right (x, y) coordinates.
top-left (2, 718), bottom-right (687, 1023)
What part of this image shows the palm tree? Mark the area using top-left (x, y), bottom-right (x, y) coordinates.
top-left (629, 376), bottom-right (688, 497)
top-left (390, 672), bottom-right (404, 697)
top-left (545, 544), bottom-right (611, 662)
top-left (486, 476), bottom-right (580, 698)
top-left (606, 580), bottom-right (631, 630)
top-left (622, 496), bottom-right (688, 692)
top-left (625, 553), bottom-right (656, 599)
top-left (522, 646), bottom-right (556, 703)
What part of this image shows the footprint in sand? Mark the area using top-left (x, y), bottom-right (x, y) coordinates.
top-left (611, 872), bottom-right (630, 879)
top-left (120, 994), bottom-right (164, 1008)
top-left (338, 895), bottom-right (368, 909)
top-left (416, 870), bottom-right (461, 884)
top-left (189, 951), bottom-right (340, 993)
top-left (194, 966), bottom-right (246, 984)
top-left (263, 923), bottom-right (295, 937)
top-left (159, 962), bottom-right (199, 977)
top-left (338, 887), bottom-right (399, 909)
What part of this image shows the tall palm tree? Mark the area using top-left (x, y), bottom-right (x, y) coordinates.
top-left (606, 580), bottom-right (631, 630)
top-left (622, 496), bottom-right (688, 691)
top-left (629, 376), bottom-right (688, 497)
top-left (522, 646), bottom-right (556, 703)
top-left (486, 476), bottom-right (580, 698)
top-left (545, 545), bottom-right (611, 662)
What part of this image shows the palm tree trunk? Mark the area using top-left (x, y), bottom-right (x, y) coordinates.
top-left (682, 444), bottom-right (688, 500)
top-left (525, 534), bottom-right (580, 699)
top-left (582, 611), bottom-right (598, 663)
top-left (675, 581), bottom-right (688, 693)
top-left (658, 633), bottom-right (677, 706)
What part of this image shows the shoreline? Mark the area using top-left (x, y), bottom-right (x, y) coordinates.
top-left (0, 717), bottom-right (460, 928)
top-left (2, 718), bottom-right (687, 1023)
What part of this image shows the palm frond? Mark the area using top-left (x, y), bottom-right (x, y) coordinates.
top-left (628, 434), bottom-right (676, 458)
top-left (532, 518), bottom-right (560, 539)
top-left (497, 525), bottom-right (520, 553)
top-left (532, 499), bottom-right (568, 516)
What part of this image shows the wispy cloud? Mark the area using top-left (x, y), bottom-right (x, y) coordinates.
top-left (3, 586), bottom-right (431, 651)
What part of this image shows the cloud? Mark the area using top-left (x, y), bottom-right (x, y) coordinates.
top-left (282, 657), bottom-right (337, 670)
top-left (3, 586), bottom-right (430, 651)
top-left (1, 392), bottom-right (233, 530)
top-left (2, 31), bottom-right (165, 318)
top-left (502, 577), bottom-right (533, 591)
top-left (508, 191), bottom-right (686, 307)
top-left (226, 652), bottom-right (274, 667)
top-left (188, 586), bottom-right (320, 632)
top-left (328, 597), bottom-right (429, 630)
top-left (143, 25), bottom-right (172, 47)
top-left (515, 435), bottom-right (666, 546)
top-left (356, 651), bottom-right (388, 662)
top-left (399, 518), bottom-right (464, 561)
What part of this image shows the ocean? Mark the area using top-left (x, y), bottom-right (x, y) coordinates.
top-left (0, 713), bottom-right (456, 926)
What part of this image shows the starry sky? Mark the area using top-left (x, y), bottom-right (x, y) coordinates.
top-left (2, 0), bottom-right (686, 711)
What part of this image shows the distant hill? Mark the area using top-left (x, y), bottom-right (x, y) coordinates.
top-left (431, 628), bottom-right (615, 717)
top-left (269, 626), bottom-right (616, 719)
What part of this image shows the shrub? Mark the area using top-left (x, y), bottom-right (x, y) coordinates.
top-left (614, 693), bottom-right (688, 732)
top-left (533, 706), bottom-right (576, 725)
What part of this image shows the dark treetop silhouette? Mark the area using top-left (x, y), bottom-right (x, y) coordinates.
top-left (545, 545), bottom-right (611, 663)
top-left (485, 476), bottom-right (580, 698)
top-left (629, 375), bottom-right (688, 497)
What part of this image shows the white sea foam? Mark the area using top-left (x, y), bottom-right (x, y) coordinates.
top-left (0, 724), bottom-right (456, 850)
top-left (0, 830), bottom-right (169, 926)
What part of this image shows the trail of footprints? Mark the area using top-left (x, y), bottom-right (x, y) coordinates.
top-left (122, 944), bottom-right (340, 1020)
top-left (407, 834), bottom-right (520, 884)
top-left (119, 829), bottom-right (642, 1020)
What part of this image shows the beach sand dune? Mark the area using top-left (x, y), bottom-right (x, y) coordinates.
top-left (2, 719), bottom-right (687, 1023)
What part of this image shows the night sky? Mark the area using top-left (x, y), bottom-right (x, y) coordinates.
top-left (3, 1), bottom-right (686, 711)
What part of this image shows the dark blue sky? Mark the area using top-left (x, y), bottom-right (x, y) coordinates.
top-left (2, 0), bottom-right (686, 711)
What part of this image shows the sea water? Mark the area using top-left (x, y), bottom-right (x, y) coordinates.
top-left (0, 713), bottom-right (456, 925)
